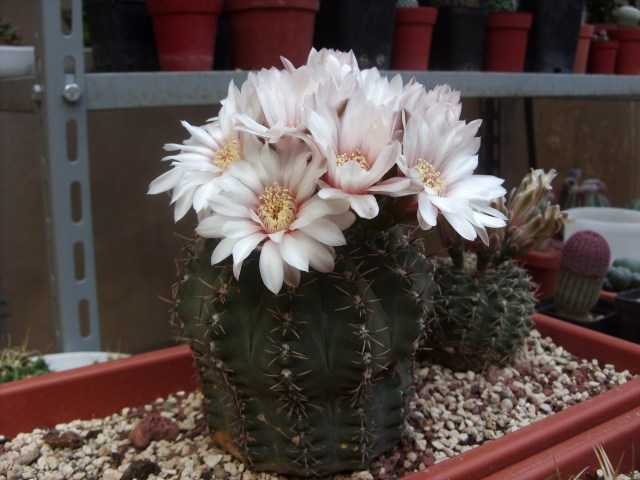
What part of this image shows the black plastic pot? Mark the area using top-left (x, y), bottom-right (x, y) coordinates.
top-left (535, 297), bottom-right (617, 334)
top-left (518, 0), bottom-right (585, 73)
top-left (84, 0), bottom-right (158, 72)
top-left (428, 6), bottom-right (487, 71)
top-left (613, 288), bottom-right (640, 344)
top-left (313, 0), bottom-right (396, 69)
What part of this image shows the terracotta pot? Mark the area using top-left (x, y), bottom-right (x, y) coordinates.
top-left (572, 23), bottom-right (595, 73)
top-left (146, 0), bottom-right (224, 71)
top-left (391, 7), bottom-right (438, 70)
top-left (225, 0), bottom-right (320, 70)
top-left (515, 239), bottom-right (562, 300)
top-left (608, 27), bottom-right (640, 74)
top-left (2, 314), bottom-right (639, 478)
top-left (587, 40), bottom-right (619, 74)
top-left (482, 11), bottom-right (533, 72)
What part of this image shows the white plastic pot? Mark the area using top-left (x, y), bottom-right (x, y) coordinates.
top-left (0, 45), bottom-right (35, 78)
top-left (564, 207), bottom-right (640, 263)
top-left (37, 352), bottom-right (129, 372)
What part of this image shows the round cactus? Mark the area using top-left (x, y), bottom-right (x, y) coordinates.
top-left (174, 226), bottom-right (435, 476)
top-left (426, 255), bottom-right (535, 371)
top-left (554, 230), bottom-right (611, 322)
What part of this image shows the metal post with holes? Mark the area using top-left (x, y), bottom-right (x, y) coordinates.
top-left (33, 0), bottom-right (101, 351)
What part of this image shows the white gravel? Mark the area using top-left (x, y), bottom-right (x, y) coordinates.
top-left (0, 329), bottom-right (637, 480)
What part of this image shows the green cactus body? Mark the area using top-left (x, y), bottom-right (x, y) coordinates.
top-left (427, 256), bottom-right (535, 371)
top-left (625, 198), bottom-right (640, 210)
top-left (175, 226), bottom-right (435, 476)
top-left (0, 348), bottom-right (50, 383)
top-left (554, 230), bottom-right (610, 322)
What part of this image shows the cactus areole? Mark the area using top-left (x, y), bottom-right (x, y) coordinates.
top-left (150, 49), bottom-right (509, 475)
top-left (175, 227), bottom-right (435, 475)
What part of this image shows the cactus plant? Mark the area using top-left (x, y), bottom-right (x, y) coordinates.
top-left (427, 169), bottom-right (567, 371)
top-left (0, 18), bottom-right (21, 46)
top-left (554, 230), bottom-right (611, 322)
top-left (175, 226), bottom-right (435, 476)
top-left (556, 168), bottom-right (610, 209)
top-left (0, 346), bottom-right (50, 383)
top-left (151, 48), bottom-right (508, 475)
top-left (485, 0), bottom-right (519, 12)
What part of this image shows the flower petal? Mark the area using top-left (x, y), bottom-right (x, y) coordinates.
top-left (279, 234), bottom-right (309, 272)
top-left (260, 241), bottom-right (284, 294)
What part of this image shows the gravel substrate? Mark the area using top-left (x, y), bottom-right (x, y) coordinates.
top-left (0, 329), bottom-right (637, 480)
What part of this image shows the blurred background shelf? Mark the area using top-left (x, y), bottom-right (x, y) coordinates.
top-left (3, 71), bottom-right (640, 112)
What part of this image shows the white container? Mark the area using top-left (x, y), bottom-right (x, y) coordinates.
top-left (0, 45), bottom-right (35, 78)
top-left (564, 207), bottom-right (640, 264)
top-left (36, 352), bottom-right (129, 372)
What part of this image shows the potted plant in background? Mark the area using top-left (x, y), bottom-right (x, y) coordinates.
top-left (0, 18), bottom-right (34, 78)
top-left (425, 0), bottom-right (489, 71)
top-left (572, 21), bottom-right (596, 73)
top-left (536, 230), bottom-right (617, 333)
top-left (83, 0), bottom-right (158, 71)
top-left (146, 0), bottom-right (223, 71)
top-left (390, 0), bottom-right (439, 70)
top-left (224, 0), bottom-right (320, 70)
top-left (608, 4), bottom-right (640, 74)
top-left (313, 0), bottom-right (397, 69)
top-left (518, 0), bottom-right (586, 72)
top-left (587, 30), bottom-right (619, 74)
top-left (482, 0), bottom-right (533, 72)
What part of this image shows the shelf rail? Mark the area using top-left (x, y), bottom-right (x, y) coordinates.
top-left (33, 0), bottom-right (101, 351)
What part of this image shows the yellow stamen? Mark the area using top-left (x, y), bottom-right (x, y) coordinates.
top-left (213, 138), bottom-right (241, 170)
top-left (416, 160), bottom-right (446, 195)
top-left (258, 184), bottom-right (297, 234)
top-left (336, 148), bottom-right (370, 171)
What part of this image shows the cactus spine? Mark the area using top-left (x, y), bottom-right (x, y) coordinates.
top-left (174, 226), bottom-right (435, 476)
top-left (554, 230), bottom-right (610, 322)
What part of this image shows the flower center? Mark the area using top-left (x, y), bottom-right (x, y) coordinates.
top-left (336, 148), bottom-right (370, 171)
top-left (213, 138), bottom-right (241, 170)
top-left (258, 184), bottom-right (297, 234)
top-left (416, 160), bottom-right (446, 195)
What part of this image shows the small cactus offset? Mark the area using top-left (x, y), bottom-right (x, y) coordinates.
top-left (429, 255), bottom-right (535, 370)
top-left (175, 226), bottom-right (435, 476)
top-left (427, 169), bottom-right (566, 371)
top-left (554, 230), bottom-right (611, 322)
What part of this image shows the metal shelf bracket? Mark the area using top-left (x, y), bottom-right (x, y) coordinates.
top-left (33, 0), bottom-right (101, 351)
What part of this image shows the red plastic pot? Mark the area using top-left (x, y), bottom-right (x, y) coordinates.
top-left (587, 40), bottom-right (619, 74)
top-left (147, 0), bottom-right (224, 71)
top-left (391, 7), bottom-right (438, 70)
top-left (2, 313), bottom-right (639, 478)
top-left (225, 0), bottom-right (320, 70)
top-left (572, 23), bottom-right (595, 73)
top-left (608, 27), bottom-right (640, 74)
top-left (482, 11), bottom-right (532, 72)
top-left (515, 239), bottom-right (562, 300)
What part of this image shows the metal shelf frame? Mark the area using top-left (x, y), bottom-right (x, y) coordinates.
top-left (1, 0), bottom-right (639, 351)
